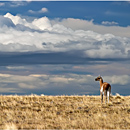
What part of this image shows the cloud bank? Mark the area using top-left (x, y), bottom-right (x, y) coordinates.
top-left (0, 13), bottom-right (129, 60)
top-left (0, 73), bottom-right (130, 95)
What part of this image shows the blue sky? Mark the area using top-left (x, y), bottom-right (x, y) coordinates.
top-left (1, 1), bottom-right (130, 27)
top-left (0, 1), bottom-right (130, 95)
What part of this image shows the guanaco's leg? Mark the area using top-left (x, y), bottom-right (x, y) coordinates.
top-left (104, 90), bottom-right (107, 104)
top-left (107, 88), bottom-right (111, 103)
top-left (107, 91), bottom-right (110, 103)
top-left (100, 92), bottom-right (103, 104)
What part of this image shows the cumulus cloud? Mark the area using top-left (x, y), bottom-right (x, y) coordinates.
top-left (32, 17), bottom-right (51, 30)
top-left (0, 13), bottom-right (130, 59)
top-left (4, 13), bottom-right (34, 29)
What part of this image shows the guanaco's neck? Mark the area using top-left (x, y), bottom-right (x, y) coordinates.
top-left (100, 78), bottom-right (103, 88)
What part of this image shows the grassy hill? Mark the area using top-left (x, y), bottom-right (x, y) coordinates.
top-left (0, 94), bottom-right (130, 129)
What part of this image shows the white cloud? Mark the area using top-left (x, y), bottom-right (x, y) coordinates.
top-left (4, 13), bottom-right (34, 29)
top-left (0, 73), bottom-right (11, 78)
top-left (4, 13), bottom-right (25, 25)
top-left (29, 7), bottom-right (48, 14)
top-left (102, 21), bottom-right (118, 26)
top-left (39, 7), bottom-right (48, 13)
top-left (52, 18), bottom-right (130, 37)
top-left (104, 75), bottom-right (130, 85)
top-left (4, 13), bottom-right (51, 30)
top-left (6, 66), bottom-right (26, 70)
top-left (85, 40), bottom-right (127, 58)
top-left (0, 13), bottom-right (130, 59)
top-left (32, 17), bottom-right (51, 30)
top-left (28, 10), bottom-right (34, 14)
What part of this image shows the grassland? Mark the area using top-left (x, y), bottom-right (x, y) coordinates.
top-left (0, 94), bottom-right (130, 129)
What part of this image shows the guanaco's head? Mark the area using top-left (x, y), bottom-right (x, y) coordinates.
top-left (95, 75), bottom-right (102, 81)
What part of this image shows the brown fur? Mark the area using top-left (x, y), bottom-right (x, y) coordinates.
top-left (102, 82), bottom-right (111, 92)
top-left (95, 75), bottom-right (111, 104)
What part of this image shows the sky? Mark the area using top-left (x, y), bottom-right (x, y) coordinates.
top-left (0, 1), bottom-right (130, 95)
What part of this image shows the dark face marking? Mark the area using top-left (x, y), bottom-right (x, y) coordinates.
top-left (95, 76), bottom-right (102, 81)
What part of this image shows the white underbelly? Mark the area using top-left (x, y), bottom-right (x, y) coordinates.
top-left (100, 85), bottom-right (103, 93)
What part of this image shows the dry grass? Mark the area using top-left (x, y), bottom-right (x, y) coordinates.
top-left (0, 94), bottom-right (130, 129)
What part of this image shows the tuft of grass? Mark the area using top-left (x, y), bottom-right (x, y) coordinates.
top-left (0, 95), bottom-right (130, 129)
top-left (4, 123), bottom-right (17, 130)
